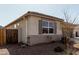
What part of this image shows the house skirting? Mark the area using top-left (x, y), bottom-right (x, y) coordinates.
top-left (26, 35), bottom-right (62, 46)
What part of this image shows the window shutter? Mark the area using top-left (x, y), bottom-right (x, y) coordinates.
top-left (54, 22), bottom-right (57, 34)
top-left (39, 20), bottom-right (42, 34)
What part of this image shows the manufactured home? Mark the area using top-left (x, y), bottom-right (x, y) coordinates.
top-left (4, 11), bottom-right (64, 45)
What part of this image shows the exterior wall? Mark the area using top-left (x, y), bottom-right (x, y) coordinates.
top-left (27, 15), bottom-right (62, 45)
top-left (5, 15), bottom-right (63, 45)
top-left (27, 35), bottom-right (62, 45)
top-left (73, 26), bottom-right (79, 38)
top-left (27, 15), bottom-right (62, 35)
top-left (5, 18), bottom-right (28, 43)
top-left (27, 16), bottom-right (41, 35)
top-left (56, 21), bottom-right (62, 35)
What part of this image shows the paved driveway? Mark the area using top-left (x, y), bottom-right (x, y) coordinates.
top-left (0, 42), bottom-right (65, 55)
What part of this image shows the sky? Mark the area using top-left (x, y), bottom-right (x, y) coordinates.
top-left (0, 4), bottom-right (79, 26)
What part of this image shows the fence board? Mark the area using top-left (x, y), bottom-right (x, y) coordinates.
top-left (0, 29), bottom-right (6, 45)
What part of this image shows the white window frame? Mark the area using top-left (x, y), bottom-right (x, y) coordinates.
top-left (42, 20), bottom-right (55, 35)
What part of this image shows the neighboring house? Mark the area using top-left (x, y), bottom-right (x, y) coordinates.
top-left (73, 25), bottom-right (79, 38)
top-left (4, 11), bottom-right (64, 45)
top-left (71, 25), bottom-right (79, 43)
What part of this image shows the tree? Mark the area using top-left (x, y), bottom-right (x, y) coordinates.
top-left (62, 9), bottom-right (78, 54)
top-left (63, 9), bottom-right (78, 37)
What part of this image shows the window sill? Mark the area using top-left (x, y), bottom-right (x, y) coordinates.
top-left (74, 37), bottom-right (79, 38)
top-left (40, 33), bottom-right (56, 35)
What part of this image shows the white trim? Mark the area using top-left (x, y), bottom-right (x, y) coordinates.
top-left (41, 33), bottom-right (56, 35)
top-left (42, 26), bottom-right (53, 29)
top-left (74, 37), bottom-right (79, 38)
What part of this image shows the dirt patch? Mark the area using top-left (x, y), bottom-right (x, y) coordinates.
top-left (0, 42), bottom-right (65, 55)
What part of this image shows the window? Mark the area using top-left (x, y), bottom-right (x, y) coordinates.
top-left (43, 28), bottom-right (48, 33)
top-left (42, 20), bottom-right (55, 34)
top-left (76, 32), bottom-right (79, 37)
top-left (49, 28), bottom-right (54, 33)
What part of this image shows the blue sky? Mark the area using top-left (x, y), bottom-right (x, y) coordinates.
top-left (0, 4), bottom-right (79, 26)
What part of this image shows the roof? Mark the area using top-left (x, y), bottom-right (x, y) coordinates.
top-left (63, 22), bottom-right (77, 26)
top-left (4, 11), bottom-right (64, 28)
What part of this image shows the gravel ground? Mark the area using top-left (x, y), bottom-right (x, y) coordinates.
top-left (0, 42), bottom-right (65, 55)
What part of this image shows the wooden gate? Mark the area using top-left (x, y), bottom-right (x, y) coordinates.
top-left (6, 29), bottom-right (18, 44)
top-left (0, 29), bottom-right (6, 45)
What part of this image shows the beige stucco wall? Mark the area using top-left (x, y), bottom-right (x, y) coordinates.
top-left (27, 16), bottom-right (62, 45)
top-left (56, 21), bottom-right (62, 35)
top-left (27, 16), bottom-right (41, 35)
top-left (27, 15), bottom-right (62, 35)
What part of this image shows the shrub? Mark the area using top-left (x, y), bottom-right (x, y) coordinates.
top-left (54, 46), bottom-right (64, 52)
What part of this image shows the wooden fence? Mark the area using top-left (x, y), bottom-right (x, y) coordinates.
top-left (0, 29), bottom-right (6, 45)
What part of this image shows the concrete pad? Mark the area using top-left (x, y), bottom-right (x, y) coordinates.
top-left (0, 49), bottom-right (10, 55)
